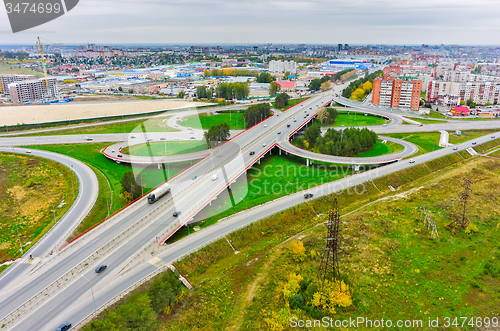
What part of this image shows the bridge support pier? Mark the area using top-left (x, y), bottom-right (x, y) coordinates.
top-left (258, 158), bottom-right (261, 165)
top-left (279, 149), bottom-right (282, 156)
top-left (306, 159), bottom-right (309, 167)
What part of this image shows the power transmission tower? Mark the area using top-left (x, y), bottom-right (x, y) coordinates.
top-left (450, 178), bottom-right (473, 232)
top-left (318, 197), bottom-right (341, 291)
top-left (420, 206), bottom-right (439, 239)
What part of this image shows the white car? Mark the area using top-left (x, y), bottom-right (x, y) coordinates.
top-left (212, 174), bottom-right (218, 181)
top-left (263, 143), bottom-right (267, 147)
top-left (409, 159), bottom-right (415, 164)
top-left (453, 146), bottom-right (458, 151)
top-left (264, 124), bottom-right (267, 128)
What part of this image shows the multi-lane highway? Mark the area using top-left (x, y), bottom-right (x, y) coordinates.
top-left (2, 82), bottom-right (500, 330)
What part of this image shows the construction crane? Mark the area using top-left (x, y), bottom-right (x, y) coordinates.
top-left (36, 37), bottom-right (62, 100)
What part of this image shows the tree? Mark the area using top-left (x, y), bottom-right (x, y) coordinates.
top-left (460, 100), bottom-right (466, 105)
top-left (275, 93), bottom-right (290, 109)
top-left (196, 86), bottom-right (207, 98)
top-left (204, 122), bottom-right (231, 147)
top-left (304, 124), bottom-right (322, 146)
top-left (290, 241), bottom-right (306, 262)
top-left (177, 90), bottom-right (185, 98)
top-left (320, 80), bottom-right (331, 91)
top-left (309, 78), bottom-right (321, 91)
top-left (257, 72), bottom-right (274, 83)
top-left (244, 103), bottom-right (271, 128)
top-left (147, 270), bottom-right (183, 314)
top-left (118, 86), bottom-right (123, 92)
top-left (284, 71), bottom-right (291, 80)
top-left (269, 81), bottom-right (280, 96)
top-left (121, 171), bottom-right (142, 200)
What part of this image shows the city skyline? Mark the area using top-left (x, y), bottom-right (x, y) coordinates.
top-left (1, 0), bottom-right (499, 45)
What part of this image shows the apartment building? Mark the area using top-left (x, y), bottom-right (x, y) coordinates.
top-left (0, 74), bottom-right (37, 95)
top-left (427, 80), bottom-right (500, 106)
top-left (372, 77), bottom-right (422, 110)
top-left (269, 60), bottom-right (297, 74)
top-left (8, 77), bottom-right (58, 103)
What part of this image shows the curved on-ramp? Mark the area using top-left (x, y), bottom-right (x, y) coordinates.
top-left (0, 147), bottom-right (99, 293)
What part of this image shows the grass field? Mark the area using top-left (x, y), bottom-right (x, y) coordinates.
top-left (385, 132), bottom-right (443, 157)
top-left (181, 110), bottom-right (246, 130)
top-left (17, 116), bottom-right (179, 137)
top-left (32, 143), bottom-right (193, 238)
top-left (449, 130), bottom-right (498, 145)
top-left (424, 110), bottom-right (448, 119)
top-left (121, 141), bottom-right (208, 157)
top-left (86, 140), bottom-right (500, 331)
top-left (274, 97), bottom-right (309, 111)
top-left (328, 111), bottom-right (388, 128)
top-left (0, 152), bottom-right (78, 264)
top-left (354, 141), bottom-right (392, 157)
top-left (0, 62), bottom-right (45, 77)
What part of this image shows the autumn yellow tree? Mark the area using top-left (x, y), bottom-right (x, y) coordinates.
top-left (290, 241), bottom-right (306, 262)
top-left (320, 80), bottom-right (331, 91)
top-left (282, 273), bottom-right (303, 301)
top-left (119, 191), bottom-right (132, 204)
top-left (263, 308), bottom-right (292, 331)
top-left (362, 81), bottom-right (373, 93)
top-left (350, 88), bottom-right (366, 101)
top-left (311, 279), bottom-right (353, 314)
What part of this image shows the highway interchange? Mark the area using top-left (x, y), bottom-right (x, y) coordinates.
top-left (1, 82), bottom-right (500, 330)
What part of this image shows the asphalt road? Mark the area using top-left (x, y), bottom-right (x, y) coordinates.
top-left (12, 130), bottom-right (500, 331)
top-left (0, 148), bottom-right (99, 302)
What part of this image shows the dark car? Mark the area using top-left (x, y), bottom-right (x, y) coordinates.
top-left (472, 142), bottom-right (477, 145)
top-left (304, 193), bottom-right (313, 199)
top-left (173, 211), bottom-right (181, 217)
top-left (56, 323), bottom-right (71, 331)
top-left (277, 132), bottom-right (281, 135)
top-left (249, 151), bottom-right (255, 155)
top-left (287, 124), bottom-right (291, 128)
top-left (95, 265), bottom-right (107, 273)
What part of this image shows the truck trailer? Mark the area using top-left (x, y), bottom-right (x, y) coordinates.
top-left (147, 183), bottom-right (171, 204)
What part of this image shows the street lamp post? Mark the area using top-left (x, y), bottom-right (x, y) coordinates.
top-left (81, 275), bottom-right (97, 315)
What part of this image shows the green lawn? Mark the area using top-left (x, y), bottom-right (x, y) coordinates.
top-left (328, 111), bottom-right (387, 127)
top-left (121, 141), bottom-right (208, 157)
top-left (384, 132), bottom-right (443, 157)
top-left (182, 111), bottom-right (245, 130)
top-left (31, 143), bottom-right (193, 238)
top-left (168, 153), bottom-right (352, 241)
top-left (448, 129), bottom-right (498, 145)
top-left (424, 110), bottom-right (448, 119)
top-left (355, 141), bottom-right (392, 157)
top-left (273, 97), bottom-right (309, 111)
top-left (17, 116), bottom-right (179, 137)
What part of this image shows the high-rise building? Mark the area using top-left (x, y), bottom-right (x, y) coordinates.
top-left (372, 76), bottom-right (422, 110)
top-left (268, 60), bottom-right (297, 74)
top-left (338, 44), bottom-right (343, 52)
top-left (0, 74), bottom-right (37, 95)
top-left (8, 77), bottom-right (58, 103)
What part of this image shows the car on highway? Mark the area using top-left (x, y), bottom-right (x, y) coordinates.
top-left (304, 193), bottom-right (313, 199)
top-left (173, 211), bottom-right (181, 217)
top-left (287, 124), bottom-right (291, 128)
top-left (86, 137), bottom-right (93, 141)
top-left (418, 124), bottom-right (423, 127)
top-left (160, 137), bottom-right (166, 140)
top-left (147, 138), bottom-right (153, 142)
top-left (212, 174), bottom-right (218, 181)
top-left (492, 135), bottom-right (496, 139)
top-left (190, 137), bottom-right (196, 140)
top-left (26, 150), bottom-right (31, 154)
top-left (249, 151), bottom-right (255, 155)
top-left (453, 146), bottom-right (458, 150)
top-left (472, 142), bottom-right (477, 145)
top-left (409, 159), bottom-right (415, 164)
top-left (264, 124), bottom-right (267, 128)
top-left (117, 155), bottom-right (123, 158)
top-left (263, 143), bottom-right (267, 147)
top-left (383, 124), bottom-right (387, 127)
top-left (130, 136), bottom-right (136, 139)
top-left (174, 137), bottom-right (179, 140)
top-left (277, 132), bottom-right (281, 135)
top-left (293, 119), bottom-right (297, 122)
top-left (190, 131), bottom-right (194, 134)
top-left (95, 265), bottom-right (107, 273)
top-left (56, 322), bottom-right (72, 331)
top-left (192, 175), bottom-right (197, 180)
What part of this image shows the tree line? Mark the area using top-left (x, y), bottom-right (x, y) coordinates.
top-left (298, 126), bottom-right (378, 157)
top-left (204, 68), bottom-right (258, 77)
top-left (215, 82), bottom-right (250, 100)
top-left (204, 122), bottom-right (231, 147)
top-left (341, 70), bottom-right (383, 99)
top-left (243, 103), bottom-right (271, 128)
top-left (308, 69), bottom-right (356, 91)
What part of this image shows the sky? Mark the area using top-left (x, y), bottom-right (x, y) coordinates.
top-left (1, 0), bottom-right (500, 45)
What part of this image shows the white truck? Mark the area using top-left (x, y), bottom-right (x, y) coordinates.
top-left (147, 183), bottom-right (171, 204)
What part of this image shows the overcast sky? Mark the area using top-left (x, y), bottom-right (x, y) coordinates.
top-left (1, 0), bottom-right (499, 45)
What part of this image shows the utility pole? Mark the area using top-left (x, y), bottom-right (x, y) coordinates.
top-left (81, 275), bottom-right (97, 315)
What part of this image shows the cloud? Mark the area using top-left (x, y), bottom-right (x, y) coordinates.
top-left (0, 0), bottom-right (499, 44)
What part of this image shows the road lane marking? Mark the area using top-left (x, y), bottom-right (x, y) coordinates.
top-left (148, 257), bottom-right (162, 266)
